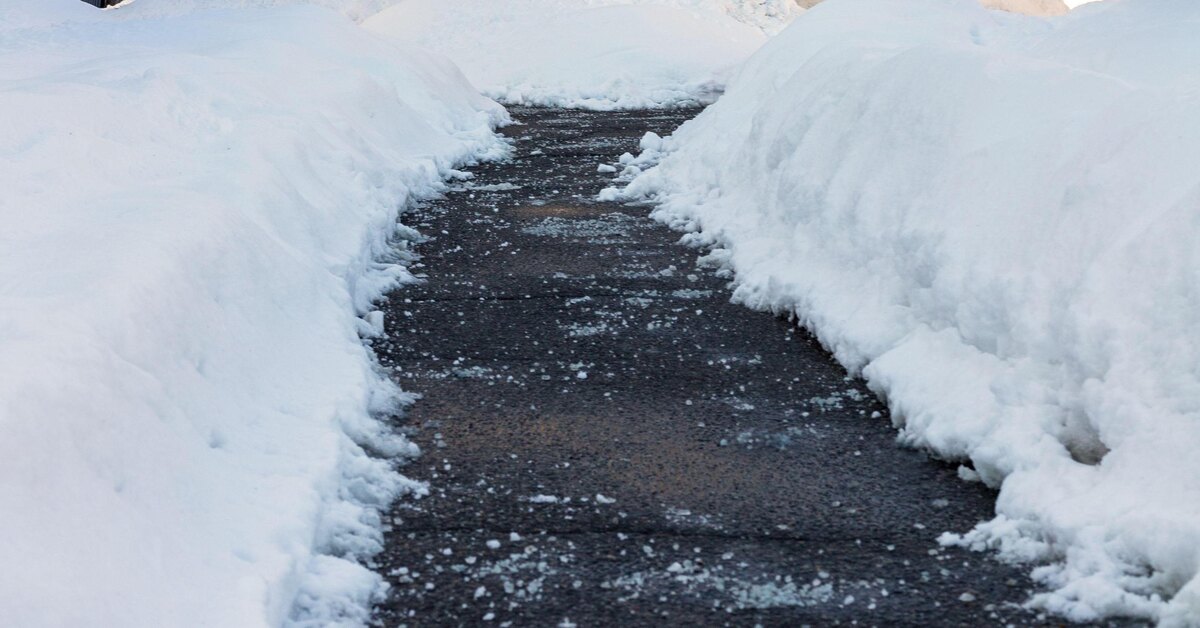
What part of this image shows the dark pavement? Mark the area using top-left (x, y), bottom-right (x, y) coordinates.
top-left (367, 107), bottom-right (1065, 627)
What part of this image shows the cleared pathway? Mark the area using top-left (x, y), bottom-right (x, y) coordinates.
top-left (369, 107), bottom-right (1056, 626)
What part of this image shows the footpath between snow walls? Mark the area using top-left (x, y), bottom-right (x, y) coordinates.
top-left (607, 0), bottom-right (1200, 623)
top-left (0, 3), bottom-right (505, 626)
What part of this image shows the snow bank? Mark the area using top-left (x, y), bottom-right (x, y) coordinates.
top-left (980, 0), bottom-right (1068, 16)
top-left (0, 3), bottom-right (505, 626)
top-left (104, 0), bottom-right (406, 21)
top-left (607, 0), bottom-right (1200, 622)
top-left (364, 0), bottom-right (803, 110)
top-left (802, 0), bottom-right (1071, 16)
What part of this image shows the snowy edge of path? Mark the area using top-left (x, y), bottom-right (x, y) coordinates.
top-left (601, 0), bottom-right (1200, 623)
top-left (0, 4), bottom-right (508, 626)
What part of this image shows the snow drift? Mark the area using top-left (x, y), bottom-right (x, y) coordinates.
top-left (805, 0), bottom-right (1071, 16)
top-left (364, 0), bottom-right (804, 110)
top-left (607, 0), bottom-right (1200, 622)
top-left (0, 3), bottom-right (504, 626)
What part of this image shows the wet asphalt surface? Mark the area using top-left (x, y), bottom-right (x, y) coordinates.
top-left (367, 107), bottom-right (1068, 627)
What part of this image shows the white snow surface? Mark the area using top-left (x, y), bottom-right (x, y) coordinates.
top-left (364, 0), bottom-right (804, 110)
top-left (981, 0), bottom-right (1067, 16)
top-left (0, 2), bottom-right (505, 626)
top-left (608, 0), bottom-right (1200, 623)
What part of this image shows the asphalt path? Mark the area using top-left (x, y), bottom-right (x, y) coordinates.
top-left (369, 107), bottom-right (1076, 627)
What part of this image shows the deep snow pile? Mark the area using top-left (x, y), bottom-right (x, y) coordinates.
top-left (364, 0), bottom-right (803, 110)
top-left (607, 0), bottom-right (1200, 622)
top-left (104, 0), bottom-right (404, 21)
top-left (0, 2), bottom-right (504, 626)
top-left (805, 0), bottom-right (1070, 15)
